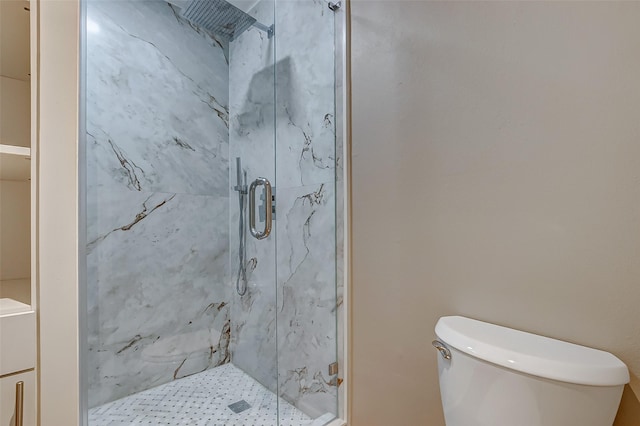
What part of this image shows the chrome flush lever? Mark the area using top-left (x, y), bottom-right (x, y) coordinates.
top-left (432, 340), bottom-right (452, 360)
top-left (249, 177), bottom-right (273, 240)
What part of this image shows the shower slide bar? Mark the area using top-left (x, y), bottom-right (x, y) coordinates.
top-left (233, 158), bottom-right (273, 296)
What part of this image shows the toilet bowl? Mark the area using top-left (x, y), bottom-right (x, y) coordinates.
top-left (433, 316), bottom-right (629, 426)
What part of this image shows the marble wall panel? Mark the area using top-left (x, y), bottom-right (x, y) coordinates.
top-left (274, 1), bottom-right (339, 420)
top-left (87, 0), bottom-right (229, 197)
top-left (87, 191), bottom-right (231, 407)
top-left (228, 0), bottom-right (341, 420)
top-left (276, 183), bottom-right (338, 419)
top-left (86, 0), bottom-right (231, 407)
top-left (275, 1), bottom-right (336, 190)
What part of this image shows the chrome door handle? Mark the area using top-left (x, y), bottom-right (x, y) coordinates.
top-left (249, 177), bottom-right (272, 240)
top-left (15, 381), bottom-right (24, 426)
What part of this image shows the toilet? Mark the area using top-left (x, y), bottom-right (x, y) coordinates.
top-left (433, 316), bottom-right (629, 426)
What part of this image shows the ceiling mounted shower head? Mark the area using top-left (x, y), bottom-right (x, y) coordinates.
top-left (180, 0), bottom-right (272, 41)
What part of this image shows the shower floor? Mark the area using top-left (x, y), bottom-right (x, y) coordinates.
top-left (88, 363), bottom-right (316, 426)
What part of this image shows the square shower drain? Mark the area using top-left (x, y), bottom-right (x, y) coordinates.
top-left (228, 399), bottom-right (251, 414)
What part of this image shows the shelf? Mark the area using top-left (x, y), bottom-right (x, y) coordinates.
top-left (0, 297), bottom-right (31, 315)
top-left (0, 144), bottom-right (30, 181)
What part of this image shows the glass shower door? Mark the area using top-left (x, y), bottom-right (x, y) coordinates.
top-left (274, 0), bottom-right (340, 424)
top-left (227, 0), bottom-right (279, 423)
top-left (83, 0), bottom-right (342, 423)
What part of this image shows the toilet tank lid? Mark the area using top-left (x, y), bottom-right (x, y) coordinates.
top-left (435, 316), bottom-right (630, 386)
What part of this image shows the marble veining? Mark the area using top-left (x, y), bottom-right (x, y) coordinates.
top-left (228, 0), bottom-right (339, 419)
top-left (87, 0), bottom-right (231, 407)
top-left (275, 1), bottom-right (339, 419)
top-left (88, 0), bottom-right (343, 420)
top-left (87, 190), bottom-right (232, 407)
top-left (87, 0), bottom-right (229, 197)
top-left (276, 184), bottom-right (338, 418)
top-left (274, 1), bottom-right (336, 190)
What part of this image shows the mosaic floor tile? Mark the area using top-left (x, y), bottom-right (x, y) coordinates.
top-left (88, 363), bottom-right (314, 426)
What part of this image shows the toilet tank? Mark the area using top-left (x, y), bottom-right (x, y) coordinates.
top-left (433, 316), bottom-right (629, 426)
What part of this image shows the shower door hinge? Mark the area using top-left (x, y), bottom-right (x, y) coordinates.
top-left (252, 21), bottom-right (274, 39)
top-left (328, 1), bottom-right (341, 12)
top-left (328, 362), bottom-right (339, 376)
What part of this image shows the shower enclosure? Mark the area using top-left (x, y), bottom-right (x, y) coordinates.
top-left (81, 0), bottom-right (345, 424)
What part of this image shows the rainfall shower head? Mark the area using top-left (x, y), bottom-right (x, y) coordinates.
top-left (180, 0), bottom-right (273, 41)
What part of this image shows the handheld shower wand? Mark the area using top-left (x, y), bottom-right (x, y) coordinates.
top-left (234, 157), bottom-right (248, 296)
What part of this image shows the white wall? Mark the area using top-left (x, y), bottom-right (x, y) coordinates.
top-left (350, 1), bottom-right (640, 425)
top-left (0, 76), bottom-right (30, 147)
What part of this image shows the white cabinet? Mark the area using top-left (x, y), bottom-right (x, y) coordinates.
top-left (0, 300), bottom-right (36, 426)
top-left (0, 370), bottom-right (35, 426)
top-left (0, 301), bottom-right (36, 376)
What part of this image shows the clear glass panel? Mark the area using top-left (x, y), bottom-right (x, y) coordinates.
top-left (275, 1), bottom-right (340, 424)
top-left (84, 0), bottom-right (277, 423)
top-left (82, 0), bottom-right (341, 424)
top-left (227, 0), bottom-right (279, 423)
